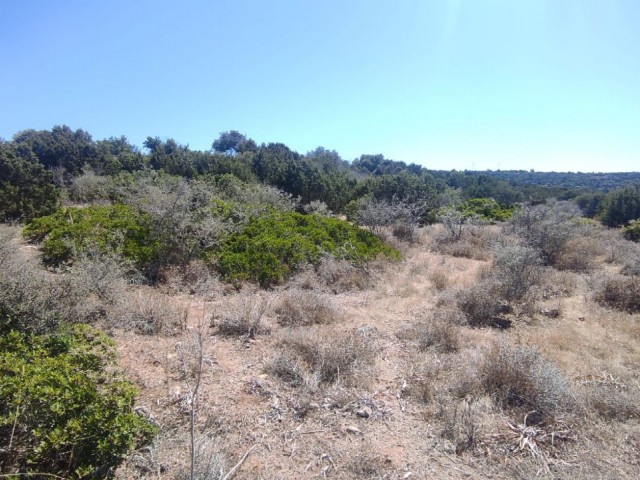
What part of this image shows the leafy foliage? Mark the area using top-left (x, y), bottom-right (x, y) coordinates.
top-left (0, 142), bottom-right (59, 222)
top-left (23, 205), bottom-right (157, 269)
top-left (212, 130), bottom-right (257, 154)
top-left (0, 324), bottom-right (157, 477)
top-left (459, 198), bottom-right (514, 222)
top-left (217, 212), bottom-right (401, 286)
top-left (13, 125), bottom-right (98, 178)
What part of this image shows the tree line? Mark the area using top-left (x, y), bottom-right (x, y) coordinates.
top-left (2, 125), bottom-right (640, 231)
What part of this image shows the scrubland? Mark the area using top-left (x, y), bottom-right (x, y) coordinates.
top-left (4, 199), bottom-right (638, 479)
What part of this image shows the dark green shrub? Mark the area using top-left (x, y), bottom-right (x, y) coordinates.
top-left (216, 212), bottom-right (401, 286)
top-left (23, 205), bottom-right (158, 270)
top-left (0, 324), bottom-right (157, 477)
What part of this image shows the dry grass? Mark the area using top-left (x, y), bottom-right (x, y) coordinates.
top-left (594, 274), bottom-right (640, 313)
top-left (457, 282), bottom-right (514, 329)
top-left (556, 236), bottom-right (602, 273)
top-left (345, 447), bottom-right (388, 478)
top-left (429, 268), bottom-right (450, 291)
top-left (433, 234), bottom-right (491, 261)
top-left (111, 289), bottom-right (187, 335)
top-left (91, 221), bottom-right (640, 479)
top-left (436, 397), bottom-right (480, 454)
top-left (213, 294), bottom-right (270, 337)
top-left (265, 351), bottom-right (308, 388)
top-left (274, 289), bottom-right (340, 327)
top-left (415, 317), bottom-right (461, 353)
top-left (584, 383), bottom-right (640, 421)
top-left (0, 229), bottom-right (98, 333)
top-left (273, 327), bottom-right (377, 388)
top-left (293, 256), bottom-right (372, 292)
top-left (479, 342), bottom-right (579, 420)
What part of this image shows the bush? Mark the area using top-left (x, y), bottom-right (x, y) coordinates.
top-left (0, 325), bottom-right (157, 477)
top-left (116, 174), bottom-right (235, 275)
top-left (555, 236), bottom-right (600, 273)
top-left (460, 198), bottom-right (514, 222)
top-left (23, 205), bottom-right (157, 270)
top-left (275, 328), bottom-right (376, 387)
top-left (623, 219), bottom-right (640, 243)
top-left (111, 290), bottom-right (187, 335)
top-left (217, 212), bottom-right (401, 287)
top-left (491, 242), bottom-right (542, 301)
top-left (594, 275), bottom-right (640, 313)
top-left (0, 256), bottom-right (93, 335)
top-left (429, 269), bottom-right (450, 291)
top-left (275, 290), bottom-right (340, 327)
top-left (479, 342), bottom-right (576, 420)
top-left (214, 295), bottom-right (269, 337)
top-left (416, 318), bottom-right (461, 353)
top-left (457, 282), bottom-right (512, 329)
top-left (67, 169), bottom-right (111, 203)
top-left (509, 201), bottom-right (584, 267)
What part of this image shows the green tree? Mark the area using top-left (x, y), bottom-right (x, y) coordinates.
top-left (95, 136), bottom-right (146, 174)
top-left (601, 184), bottom-right (640, 227)
top-left (212, 130), bottom-right (257, 154)
top-left (144, 136), bottom-right (197, 177)
top-left (0, 142), bottom-right (59, 221)
top-left (13, 125), bottom-right (98, 178)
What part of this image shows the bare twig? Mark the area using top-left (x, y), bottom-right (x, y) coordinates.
top-left (221, 444), bottom-right (259, 480)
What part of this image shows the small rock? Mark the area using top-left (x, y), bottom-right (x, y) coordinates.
top-left (356, 408), bottom-right (371, 419)
top-left (346, 425), bottom-right (362, 435)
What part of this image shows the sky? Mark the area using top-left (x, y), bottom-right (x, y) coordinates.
top-left (1, 0), bottom-right (639, 172)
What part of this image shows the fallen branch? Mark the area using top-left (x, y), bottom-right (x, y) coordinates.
top-left (222, 444), bottom-right (259, 480)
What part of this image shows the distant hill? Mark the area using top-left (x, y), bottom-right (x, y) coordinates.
top-left (448, 170), bottom-right (640, 192)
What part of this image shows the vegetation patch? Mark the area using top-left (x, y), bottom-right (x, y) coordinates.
top-left (216, 212), bottom-right (401, 286)
top-left (23, 204), bottom-right (158, 269)
top-left (479, 342), bottom-right (577, 420)
top-left (624, 219), bottom-right (640, 243)
top-left (0, 324), bottom-right (157, 478)
top-left (459, 198), bottom-right (514, 222)
top-left (594, 275), bottom-right (640, 313)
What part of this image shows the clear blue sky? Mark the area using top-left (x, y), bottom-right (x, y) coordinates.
top-left (1, 0), bottom-right (639, 172)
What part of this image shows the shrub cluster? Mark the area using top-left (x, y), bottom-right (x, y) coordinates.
top-left (217, 212), bottom-right (401, 286)
top-left (459, 198), bottom-right (514, 222)
top-left (508, 201), bottom-right (590, 271)
top-left (23, 204), bottom-right (157, 270)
